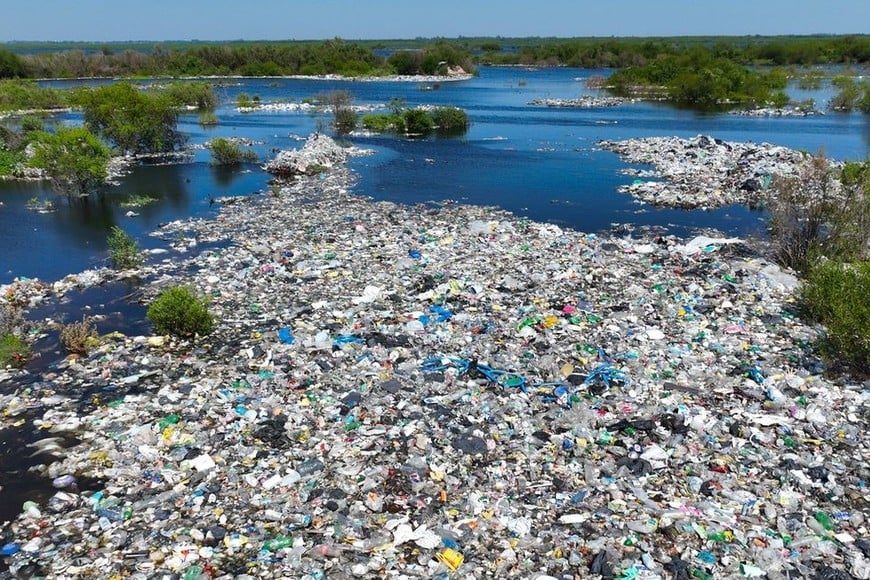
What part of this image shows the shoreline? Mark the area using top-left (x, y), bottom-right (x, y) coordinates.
top-left (2, 146), bottom-right (867, 578)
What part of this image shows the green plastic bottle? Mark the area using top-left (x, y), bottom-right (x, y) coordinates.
top-left (263, 535), bottom-right (293, 552)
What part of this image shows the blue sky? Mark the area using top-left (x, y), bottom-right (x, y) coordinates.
top-left (1, 0), bottom-right (868, 42)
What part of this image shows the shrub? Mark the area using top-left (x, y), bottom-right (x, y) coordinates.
top-left (75, 83), bottom-right (184, 154)
top-left (236, 93), bottom-right (254, 109)
top-left (198, 111), bottom-right (218, 126)
top-left (28, 126), bottom-right (111, 196)
top-left (19, 115), bottom-right (44, 133)
top-left (362, 113), bottom-right (403, 133)
top-left (402, 109), bottom-right (435, 134)
top-left (162, 82), bottom-right (217, 110)
top-left (431, 107), bottom-right (469, 134)
top-left (801, 261), bottom-right (870, 374)
top-left (147, 286), bottom-right (215, 338)
top-left (0, 334), bottom-right (29, 367)
top-left (207, 138), bottom-right (257, 165)
top-left (60, 317), bottom-right (99, 355)
top-left (766, 153), bottom-right (868, 275)
top-left (333, 107), bottom-right (357, 135)
top-left (107, 226), bottom-right (143, 270)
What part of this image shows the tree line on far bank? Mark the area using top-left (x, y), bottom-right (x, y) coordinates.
top-left (0, 39), bottom-right (476, 80)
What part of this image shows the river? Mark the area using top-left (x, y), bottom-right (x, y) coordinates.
top-left (1, 66), bottom-right (868, 285)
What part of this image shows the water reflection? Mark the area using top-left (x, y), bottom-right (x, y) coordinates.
top-left (4, 68), bottom-right (869, 285)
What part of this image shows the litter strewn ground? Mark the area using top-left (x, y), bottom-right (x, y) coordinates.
top-left (1, 135), bottom-right (868, 579)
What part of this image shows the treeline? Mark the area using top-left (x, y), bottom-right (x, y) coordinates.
top-left (480, 35), bottom-right (870, 67)
top-left (0, 39), bottom-right (475, 79)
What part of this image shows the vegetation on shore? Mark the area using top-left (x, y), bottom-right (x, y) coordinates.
top-left (766, 155), bottom-right (870, 374)
top-left (3, 39), bottom-right (476, 79)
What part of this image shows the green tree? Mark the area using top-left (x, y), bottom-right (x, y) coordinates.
top-left (388, 51), bottom-right (420, 75)
top-left (75, 83), bottom-right (184, 154)
top-left (29, 126), bottom-right (111, 196)
top-left (0, 50), bottom-right (24, 79)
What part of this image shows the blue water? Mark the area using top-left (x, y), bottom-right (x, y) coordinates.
top-left (2, 67), bottom-right (868, 284)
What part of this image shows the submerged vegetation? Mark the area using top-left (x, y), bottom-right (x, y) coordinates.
top-left (207, 138), bottom-right (258, 165)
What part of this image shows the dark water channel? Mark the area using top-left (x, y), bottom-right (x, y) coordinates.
top-left (0, 66), bottom-right (868, 534)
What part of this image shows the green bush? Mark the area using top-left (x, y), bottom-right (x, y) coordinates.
top-left (333, 107), bottom-right (357, 134)
top-left (0, 334), bottom-right (29, 367)
top-left (0, 148), bottom-right (24, 177)
top-left (74, 83), bottom-right (184, 154)
top-left (207, 138), bottom-right (257, 165)
top-left (801, 261), bottom-right (870, 373)
top-left (0, 80), bottom-right (67, 112)
top-left (161, 82), bottom-right (217, 110)
top-left (362, 113), bottom-right (403, 133)
top-left (431, 106), bottom-right (469, 134)
top-left (147, 286), bottom-right (215, 338)
top-left (236, 93), bottom-right (254, 109)
top-left (107, 226), bottom-right (143, 269)
top-left (766, 154), bottom-right (869, 275)
top-left (29, 126), bottom-right (111, 196)
top-left (198, 111), bottom-right (218, 126)
top-left (402, 109), bottom-right (435, 134)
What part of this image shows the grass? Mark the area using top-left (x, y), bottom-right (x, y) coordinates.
top-left (119, 194), bottom-right (159, 208)
top-left (0, 334), bottom-right (29, 367)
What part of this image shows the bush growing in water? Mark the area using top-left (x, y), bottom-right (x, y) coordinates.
top-left (207, 138), bottom-right (257, 165)
top-left (60, 316), bottom-right (99, 355)
top-left (402, 109), bottom-right (435, 134)
top-left (431, 107), bottom-right (469, 133)
top-left (107, 226), bottom-right (143, 270)
top-left (198, 111), bottom-right (218, 126)
top-left (161, 82), bottom-right (217, 110)
top-left (147, 286), bottom-right (215, 338)
top-left (800, 261), bottom-right (869, 374)
top-left (29, 126), bottom-right (111, 196)
top-left (362, 113), bottom-right (403, 133)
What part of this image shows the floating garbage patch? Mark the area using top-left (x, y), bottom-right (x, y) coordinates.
top-left (1, 144), bottom-right (869, 578)
top-left (600, 135), bottom-right (809, 209)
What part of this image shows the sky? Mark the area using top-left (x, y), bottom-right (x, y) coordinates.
top-left (1, 0), bottom-right (868, 42)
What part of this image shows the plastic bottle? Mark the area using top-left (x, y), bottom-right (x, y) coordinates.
top-left (262, 535), bottom-right (293, 552)
top-left (814, 511), bottom-right (834, 531)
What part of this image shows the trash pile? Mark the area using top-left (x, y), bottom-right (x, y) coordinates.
top-left (263, 133), bottom-right (372, 177)
top-left (729, 107), bottom-right (823, 118)
top-left (1, 150), bottom-right (869, 579)
top-left (530, 96), bottom-right (631, 108)
top-left (239, 103), bottom-right (384, 114)
top-left (599, 135), bottom-right (807, 209)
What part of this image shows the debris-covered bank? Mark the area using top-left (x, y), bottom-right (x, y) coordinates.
top-left (600, 135), bottom-right (808, 210)
top-left (1, 137), bottom-right (869, 579)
